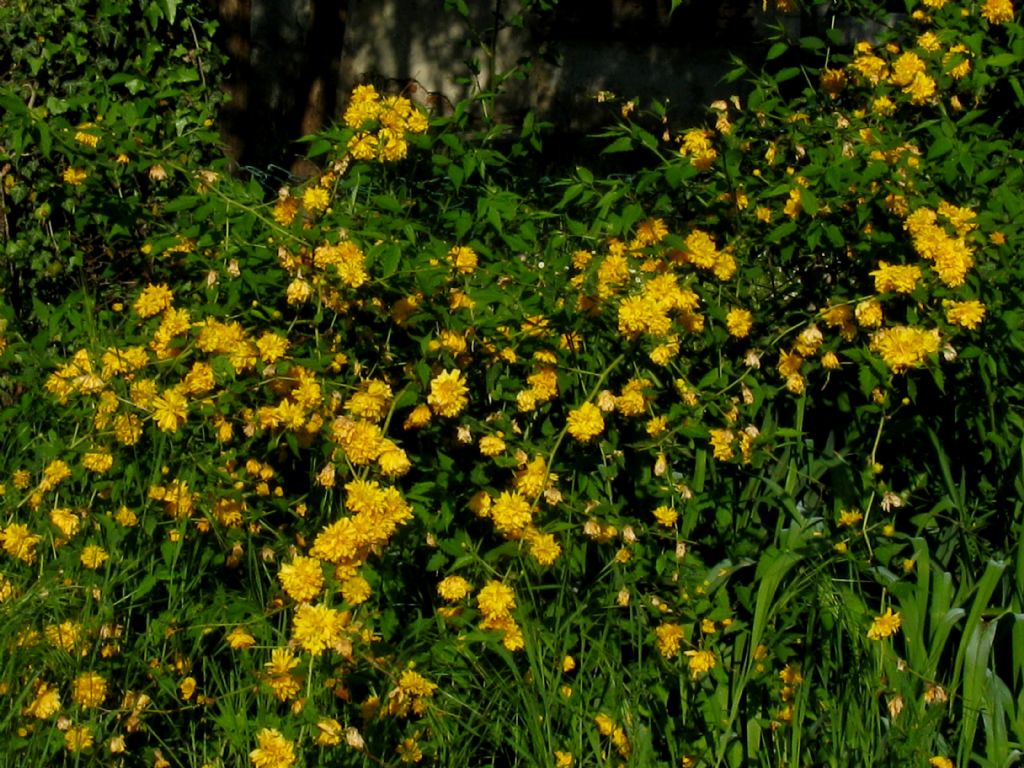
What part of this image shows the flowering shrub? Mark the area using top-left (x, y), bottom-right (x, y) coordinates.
top-left (2, 1), bottom-right (1024, 767)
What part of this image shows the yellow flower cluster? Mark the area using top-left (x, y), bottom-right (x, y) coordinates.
top-left (679, 128), bottom-right (717, 170)
top-left (477, 580), bottom-right (524, 651)
top-left (343, 84), bottom-right (428, 163)
top-left (870, 325), bottom-right (942, 373)
top-left (905, 206), bottom-right (976, 287)
top-left (594, 713), bottom-right (632, 758)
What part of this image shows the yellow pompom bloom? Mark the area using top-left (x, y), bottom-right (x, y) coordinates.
top-left (64, 725), bottom-right (93, 753)
top-left (302, 186), bottom-right (329, 213)
top-left (404, 403), bottom-right (433, 430)
top-left (250, 728), bottom-right (297, 768)
top-left (566, 402), bottom-right (605, 442)
top-left (1, 523), bottom-right (41, 564)
top-left (684, 648), bottom-right (716, 679)
top-left (23, 682), bottom-right (61, 718)
top-left (655, 622), bottom-right (685, 658)
top-left (80, 545), bottom-right (110, 570)
top-left (870, 261), bottom-right (922, 294)
top-left (477, 580), bottom-right (516, 619)
top-left (226, 625), bottom-right (257, 649)
top-left (526, 528), bottom-right (561, 565)
top-left (341, 575), bottom-right (372, 605)
top-left (479, 433), bottom-right (507, 456)
top-left (943, 300), bottom-right (986, 330)
top-left (490, 491), bottom-right (533, 538)
top-left (870, 326), bottom-right (941, 373)
top-left (134, 283), bottom-right (174, 318)
top-left (725, 308), bottom-right (753, 338)
top-left (437, 575), bottom-right (472, 601)
top-left (278, 555), bottom-right (325, 603)
top-left (448, 245), bottom-right (478, 274)
top-left (982, 0), bottom-right (1014, 23)
top-left (427, 369), bottom-right (469, 417)
top-left (709, 428), bottom-right (735, 461)
top-left (292, 603), bottom-right (347, 656)
top-left (855, 299), bottom-right (884, 329)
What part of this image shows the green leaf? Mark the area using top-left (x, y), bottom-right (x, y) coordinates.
top-left (602, 136), bottom-right (635, 154)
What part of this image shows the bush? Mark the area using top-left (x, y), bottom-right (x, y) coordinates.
top-left (2, 1), bottom-right (1023, 766)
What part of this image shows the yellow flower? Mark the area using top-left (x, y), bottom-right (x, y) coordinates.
top-left (346, 379), bottom-right (393, 422)
top-left (981, 0), bottom-right (1014, 23)
top-left (427, 369), bottom-right (469, 417)
top-left (929, 757), bottom-right (955, 768)
top-left (286, 277), bottom-right (312, 304)
top-left (347, 132), bottom-right (378, 159)
top-left (341, 575), bottom-right (372, 605)
top-left (82, 449), bottom-right (113, 474)
top-left (904, 72), bottom-right (937, 105)
top-left (278, 555), bottom-right (325, 603)
top-left (655, 622), bottom-right (685, 658)
top-left (779, 664), bottom-right (803, 686)
top-left (50, 507), bottom-right (80, 538)
top-left (292, 603), bottom-right (347, 655)
top-left (943, 300), bottom-right (986, 330)
top-left (250, 728), bottom-right (297, 768)
top-left (526, 528), bottom-right (561, 565)
top-left (725, 308), bottom-right (753, 338)
top-left (870, 261), bottom-right (922, 294)
top-left (477, 580), bottom-right (516, 618)
top-left (555, 751), bottom-right (574, 767)
top-left (448, 245), bottom-right (478, 274)
top-left (151, 387), bottom-right (188, 433)
top-left (396, 737), bottom-right (423, 763)
top-left (838, 508), bottom-right (863, 527)
top-left (315, 718), bottom-right (343, 746)
top-left (180, 676), bottom-right (197, 701)
top-left (652, 505), bottom-right (678, 527)
top-left (226, 626), bottom-right (257, 649)
top-left (594, 713), bottom-right (615, 736)
top-left (479, 433), bottom-right (506, 456)
top-left (64, 725), bottom-right (93, 753)
top-left (820, 68), bottom-right (847, 97)
top-left (636, 217), bottom-right (668, 246)
top-left (684, 648), bottom-right (716, 679)
top-left (490, 491), bottom-right (533, 538)
top-left (256, 332), bottom-right (289, 363)
top-left (23, 681), bottom-right (61, 718)
top-left (709, 428), bottom-right (735, 461)
top-left (115, 506), bottom-right (138, 527)
top-left (63, 167), bottom-right (88, 185)
top-left (890, 51), bottom-right (925, 87)
top-left (302, 186), bottom-right (329, 212)
top-left (870, 326), bottom-right (941, 373)
top-left (855, 299), bottom-right (883, 328)
top-left (1, 523), bottom-right (41, 564)
top-left (263, 649), bottom-right (302, 701)
top-left (566, 402), bottom-right (605, 442)
top-left (134, 283), bottom-right (174, 318)
top-left (867, 607), bottom-right (902, 640)
top-left (437, 575), bottom-right (472, 601)
top-left (80, 545), bottom-right (110, 570)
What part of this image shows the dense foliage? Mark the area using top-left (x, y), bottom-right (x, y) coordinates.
top-left (2, 1), bottom-right (1023, 766)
